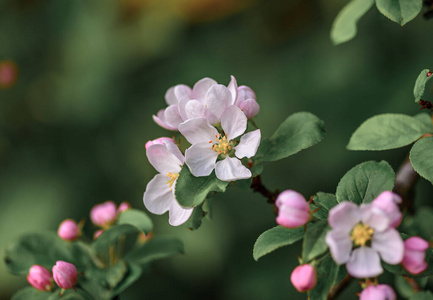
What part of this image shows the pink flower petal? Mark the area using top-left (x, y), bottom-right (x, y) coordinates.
top-left (164, 105), bottom-right (183, 128)
top-left (372, 228), bottom-right (404, 265)
top-left (235, 129), bottom-right (261, 159)
top-left (192, 77), bottom-right (217, 101)
top-left (146, 144), bottom-right (182, 174)
top-left (184, 142), bottom-right (218, 177)
top-left (153, 109), bottom-right (178, 131)
top-left (325, 230), bottom-right (352, 264)
top-left (227, 75), bottom-right (238, 104)
top-left (169, 199), bottom-right (194, 226)
top-left (328, 202), bottom-right (361, 233)
top-left (205, 85), bottom-right (233, 120)
top-left (360, 204), bottom-right (390, 232)
top-left (346, 246), bottom-right (383, 278)
top-left (215, 156), bottom-right (251, 181)
top-left (239, 99), bottom-right (260, 119)
top-left (143, 174), bottom-right (174, 214)
top-left (174, 84), bottom-right (192, 101)
top-left (178, 118), bottom-right (219, 145)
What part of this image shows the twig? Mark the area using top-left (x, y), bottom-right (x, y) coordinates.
top-left (327, 274), bottom-right (352, 300)
top-left (251, 175), bottom-right (279, 204)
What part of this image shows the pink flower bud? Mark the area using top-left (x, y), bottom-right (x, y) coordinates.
top-left (359, 284), bottom-right (396, 300)
top-left (275, 190), bottom-right (310, 228)
top-left (402, 236), bottom-right (429, 275)
top-left (145, 137), bottom-right (175, 150)
top-left (290, 264), bottom-right (316, 292)
top-left (117, 201), bottom-right (131, 213)
top-left (93, 229), bottom-right (103, 239)
top-left (0, 61), bottom-right (18, 89)
top-left (52, 261), bottom-right (78, 290)
top-left (90, 201), bottom-right (117, 227)
top-left (57, 219), bottom-right (80, 241)
top-left (371, 191), bottom-right (402, 228)
top-left (27, 265), bottom-right (53, 291)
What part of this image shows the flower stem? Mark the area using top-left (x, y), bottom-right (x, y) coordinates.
top-left (250, 175), bottom-right (279, 204)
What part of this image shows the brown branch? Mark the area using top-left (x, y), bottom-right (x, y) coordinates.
top-left (327, 274), bottom-right (352, 300)
top-left (251, 175), bottom-right (279, 204)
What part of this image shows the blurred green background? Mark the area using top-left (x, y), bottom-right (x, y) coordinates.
top-left (1, 0), bottom-right (433, 299)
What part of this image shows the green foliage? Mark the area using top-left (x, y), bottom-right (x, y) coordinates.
top-left (256, 112), bottom-right (325, 162)
top-left (330, 0), bottom-right (374, 45)
top-left (111, 263), bottom-right (143, 296)
top-left (117, 209), bottom-right (153, 234)
top-left (410, 291), bottom-right (433, 300)
top-left (182, 202), bottom-right (208, 230)
top-left (410, 136), bottom-right (433, 185)
top-left (384, 246), bottom-right (433, 277)
top-left (4, 232), bottom-right (90, 275)
top-left (336, 160), bottom-right (395, 204)
top-left (376, 0), bottom-right (422, 26)
top-left (175, 166), bottom-right (228, 207)
top-left (414, 69), bottom-right (433, 103)
top-left (302, 221), bottom-right (329, 263)
top-left (311, 192), bottom-right (338, 220)
top-left (92, 224), bottom-right (141, 253)
top-left (85, 261), bottom-right (127, 290)
top-left (307, 255), bottom-right (339, 300)
top-left (253, 226), bottom-right (304, 261)
top-left (12, 287), bottom-right (91, 300)
top-left (395, 276), bottom-right (428, 299)
top-left (347, 114), bottom-right (431, 151)
top-left (125, 236), bottom-right (184, 265)
top-left (413, 207), bottom-right (433, 240)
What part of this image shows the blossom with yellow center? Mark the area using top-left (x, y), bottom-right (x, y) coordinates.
top-left (351, 223), bottom-right (374, 246)
top-left (166, 172), bottom-right (179, 190)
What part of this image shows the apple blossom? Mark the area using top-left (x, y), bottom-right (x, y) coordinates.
top-left (179, 105), bottom-right (261, 181)
top-left (359, 284), bottom-right (396, 300)
top-left (227, 75), bottom-right (260, 119)
top-left (371, 191), bottom-right (402, 228)
top-left (117, 201), bottom-right (131, 213)
top-left (402, 236), bottom-right (429, 275)
top-left (57, 219), bottom-right (81, 241)
top-left (275, 190), bottom-right (310, 228)
top-left (290, 264), bottom-right (316, 292)
top-left (143, 139), bottom-right (193, 226)
top-left (145, 137), bottom-right (175, 150)
top-left (325, 200), bottom-right (404, 278)
top-left (90, 201), bottom-right (117, 228)
top-left (27, 265), bottom-right (53, 291)
top-left (52, 261), bottom-right (78, 290)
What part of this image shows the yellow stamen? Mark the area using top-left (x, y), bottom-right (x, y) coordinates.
top-left (351, 223), bottom-right (374, 246)
top-left (166, 172), bottom-right (179, 188)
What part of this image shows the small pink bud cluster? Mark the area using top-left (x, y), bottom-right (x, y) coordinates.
top-left (402, 236), bottom-right (429, 275)
top-left (359, 284), bottom-right (396, 300)
top-left (27, 261), bottom-right (78, 292)
top-left (90, 200), bottom-right (131, 228)
top-left (290, 264), bottom-right (316, 292)
top-left (275, 190), bottom-right (310, 228)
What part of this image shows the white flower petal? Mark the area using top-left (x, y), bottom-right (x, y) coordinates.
top-left (185, 100), bottom-right (208, 119)
top-left (361, 204), bottom-right (390, 232)
top-left (221, 105), bottom-right (247, 140)
top-left (235, 129), bottom-right (261, 158)
top-left (146, 144), bottom-right (182, 174)
top-left (153, 109), bottom-right (177, 131)
top-left (164, 86), bottom-right (177, 105)
top-left (168, 200), bottom-right (194, 226)
top-left (185, 142), bottom-right (218, 176)
top-left (239, 99), bottom-right (260, 119)
top-left (164, 105), bottom-right (183, 128)
top-left (163, 141), bottom-right (185, 164)
top-left (178, 97), bottom-right (190, 121)
top-left (227, 75), bottom-right (238, 104)
top-left (174, 84), bottom-right (192, 101)
top-left (178, 118), bottom-right (219, 145)
top-left (325, 230), bottom-right (352, 264)
top-left (143, 174), bottom-right (173, 214)
top-left (328, 202), bottom-right (361, 233)
top-left (215, 156), bottom-right (251, 181)
top-left (372, 228), bottom-right (404, 264)
top-left (346, 247), bottom-right (383, 278)
top-left (192, 77), bottom-right (217, 101)
top-left (236, 85), bottom-right (256, 105)
top-left (205, 85), bottom-right (233, 119)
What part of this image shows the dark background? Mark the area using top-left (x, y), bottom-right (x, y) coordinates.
top-left (1, 0), bottom-right (433, 299)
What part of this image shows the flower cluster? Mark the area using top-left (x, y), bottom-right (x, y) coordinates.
top-left (27, 261), bottom-right (77, 294)
top-left (144, 76), bottom-right (262, 226)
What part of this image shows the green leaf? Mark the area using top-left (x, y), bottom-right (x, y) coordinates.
top-left (414, 113), bottom-right (433, 130)
top-left (413, 207), bottom-right (433, 240)
top-left (410, 291), bottom-right (433, 300)
top-left (311, 192), bottom-right (338, 220)
top-left (302, 221), bottom-right (329, 262)
top-left (112, 263), bottom-right (143, 296)
top-left (175, 166), bottom-right (228, 207)
top-left (12, 288), bottom-right (91, 300)
top-left (92, 224), bottom-right (139, 253)
top-left (4, 232), bottom-right (90, 275)
top-left (414, 69), bottom-right (433, 103)
top-left (410, 137), bottom-right (433, 185)
top-left (336, 160), bottom-right (395, 204)
top-left (235, 178), bottom-right (252, 190)
top-left (330, 0), bottom-right (374, 45)
top-left (183, 204), bottom-right (206, 230)
top-left (85, 261), bottom-right (127, 289)
top-left (117, 208), bottom-right (153, 234)
top-left (253, 226), bottom-right (304, 261)
top-left (125, 236), bottom-right (184, 265)
top-left (395, 276), bottom-right (428, 299)
top-left (307, 255), bottom-right (339, 300)
top-left (376, 0), bottom-right (422, 26)
top-left (257, 112), bottom-right (325, 162)
top-left (347, 114), bottom-right (431, 151)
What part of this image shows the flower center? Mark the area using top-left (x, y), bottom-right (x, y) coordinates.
top-left (351, 223), bottom-right (374, 246)
top-left (210, 134), bottom-right (235, 156)
top-left (166, 172), bottom-right (179, 191)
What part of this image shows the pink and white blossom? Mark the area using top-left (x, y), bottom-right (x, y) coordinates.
top-left (290, 264), bottom-right (316, 292)
top-left (143, 139), bottom-right (193, 226)
top-left (325, 198), bottom-right (404, 278)
top-left (145, 137), bottom-right (175, 150)
top-left (402, 236), bottom-right (429, 275)
top-left (359, 284), bottom-right (396, 300)
top-left (371, 191), bottom-right (402, 228)
top-left (179, 105), bottom-right (261, 181)
top-left (275, 190), bottom-right (310, 228)
top-left (153, 76), bottom-right (259, 130)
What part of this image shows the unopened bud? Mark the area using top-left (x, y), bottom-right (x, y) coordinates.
top-left (145, 137), bottom-right (175, 150)
top-left (90, 201), bottom-right (117, 228)
top-left (52, 261), bottom-right (78, 290)
top-left (0, 61), bottom-right (17, 89)
top-left (275, 190), bottom-right (310, 228)
top-left (402, 236), bottom-right (429, 275)
top-left (117, 201), bottom-right (131, 213)
top-left (58, 219), bottom-right (81, 241)
top-left (359, 284), bottom-right (396, 300)
top-left (27, 265), bottom-right (53, 291)
top-left (290, 264), bottom-right (316, 292)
